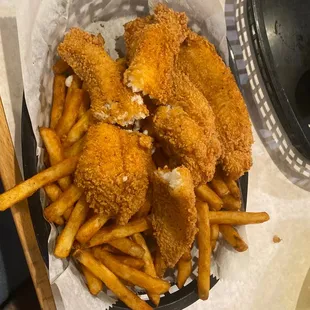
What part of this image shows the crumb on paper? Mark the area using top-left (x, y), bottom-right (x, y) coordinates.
top-left (273, 235), bottom-right (282, 243)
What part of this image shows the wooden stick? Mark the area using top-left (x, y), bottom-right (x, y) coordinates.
top-left (0, 99), bottom-right (56, 309)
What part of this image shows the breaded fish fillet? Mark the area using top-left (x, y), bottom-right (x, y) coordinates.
top-left (124, 4), bottom-right (188, 102)
top-left (153, 106), bottom-right (219, 186)
top-left (177, 31), bottom-right (253, 179)
top-left (58, 28), bottom-right (149, 127)
top-left (151, 166), bottom-right (197, 267)
top-left (74, 123), bottom-right (153, 224)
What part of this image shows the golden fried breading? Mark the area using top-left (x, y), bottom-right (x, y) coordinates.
top-left (58, 28), bottom-right (149, 127)
top-left (168, 68), bottom-right (222, 145)
top-left (124, 4), bottom-right (188, 102)
top-left (153, 106), bottom-right (220, 186)
top-left (74, 123), bottom-right (153, 224)
top-left (177, 31), bottom-right (253, 179)
top-left (151, 166), bottom-right (197, 267)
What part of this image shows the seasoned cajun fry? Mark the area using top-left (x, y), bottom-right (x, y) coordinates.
top-left (219, 225), bottom-right (248, 252)
top-left (56, 88), bottom-right (84, 139)
top-left (78, 92), bottom-right (90, 119)
top-left (93, 250), bottom-right (170, 294)
top-left (44, 183), bottom-right (64, 225)
top-left (81, 265), bottom-right (103, 295)
top-left (177, 251), bottom-right (192, 289)
top-left (108, 238), bottom-right (145, 259)
top-left (65, 110), bottom-right (91, 147)
top-left (93, 248), bottom-right (144, 269)
top-left (100, 244), bottom-right (123, 255)
top-left (44, 184), bottom-right (83, 223)
top-left (63, 205), bottom-right (74, 221)
top-left (76, 213), bottom-right (110, 244)
top-left (154, 246), bottom-right (167, 278)
top-left (132, 233), bottom-right (160, 306)
top-left (73, 250), bottom-right (152, 310)
top-left (53, 58), bottom-right (70, 74)
top-left (85, 218), bottom-right (151, 248)
top-left (64, 135), bottom-right (86, 158)
top-left (222, 194), bottom-right (241, 211)
top-left (209, 211), bottom-right (270, 225)
top-left (209, 177), bottom-right (229, 197)
top-left (224, 178), bottom-right (240, 199)
top-left (0, 156), bottom-right (78, 211)
top-left (196, 200), bottom-right (211, 300)
top-left (210, 224), bottom-right (219, 251)
top-left (50, 75), bottom-right (66, 129)
top-left (39, 127), bottom-right (72, 190)
top-left (195, 184), bottom-right (223, 211)
top-left (44, 183), bottom-right (62, 202)
top-left (54, 196), bottom-right (89, 258)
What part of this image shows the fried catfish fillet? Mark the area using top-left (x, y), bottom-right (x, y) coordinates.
top-left (153, 106), bottom-right (220, 186)
top-left (177, 31), bottom-right (253, 179)
top-left (151, 166), bottom-right (197, 267)
top-left (74, 123), bottom-right (153, 224)
top-left (124, 4), bottom-right (188, 102)
top-left (58, 28), bottom-right (149, 126)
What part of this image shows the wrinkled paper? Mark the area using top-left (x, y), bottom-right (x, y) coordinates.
top-left (15, 0), bottom-right (243, 308)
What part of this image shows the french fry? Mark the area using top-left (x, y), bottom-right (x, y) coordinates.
top-left (44, 184), bottom-right (83, 223)
top-left (66, 75), bottom-right (82, 99)
top-left (222, 194), bottom-right (241, 211)
top-left (76, 213), bottom-right (110, 244)
top-left (78, 92), bottom-right (90, 119)
top-left (209, 177), bottom-right (229, 198)
top-left (93, 250), bottom-right (170, 294)
top-left (81, 265), bottom-right (103, 295)
top-left (44, 183), bottom-right (62, 202)
top-left (196, 201), bottom-right (211, 300)
top-left (53, 58), bottom-right (70, 74)
top-left (195, 184), bottom-right (223, 211)
top-left (93, 248), bottom-right (144, 269)
top-left (44, 183), bottom-right (64, 225)
top-left (209, 211), bottom-right (270, 225)
top-left (219, 225), bottom-right (248, 252)
top-left (108, 238), bottom-right (145, 259)
top-left (39, 127), bottom-right (72, 190)
top-left (0, 156), bottom-right (78, 211)
top-left (73, 250), bottom-right (152, 310)
top-left (132, 233), bottom-right (160, 306)
top-left (154, 247), bottom-right (166, 278)
top-left (177, 251), bottom-right (192, 289)
top-left (56, 89), bottom-right (84, 139)
top-left (64, 135), bottom-right (86, 158)
top-left (210, 224), bottom-right (219, 251)
top-left (63, 205), bottom-right (74, 221)
top-left (85, 218), bottom-right (151, 248)
top-left (65, 110), bottom-right (91, 147)
top-left (100, 244), bottom-right (123, 255)
top-left (54, 196), bottom-right (89, 258)
top-left (224, 178), bottom-right (240, 199)
top-left (50, 75), bottom-right (66, 129)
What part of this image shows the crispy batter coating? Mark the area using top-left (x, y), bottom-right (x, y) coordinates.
top-left (151, 166), bottom-right (197, 267)
top-left (124, 4), bottom-right (188, 102)
top-left (168, 69), bottom-right (222, 148)
top-left (74, 123), bottom-right (153, 224)
top-left (153, 106), bottom-right (220, 186)
top-left (177, 31), bottom-right (253, 179)
top-left (58, 28), bottom-right (149, 127)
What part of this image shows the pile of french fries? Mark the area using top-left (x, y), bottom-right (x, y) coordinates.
top-left (0, 58), bottom-right (269, 310)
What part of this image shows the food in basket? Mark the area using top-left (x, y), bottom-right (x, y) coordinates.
top-left (0, 4), bottom-right (271, 309)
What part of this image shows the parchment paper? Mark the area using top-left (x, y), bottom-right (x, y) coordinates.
top-left (14, 0), bottom-right (246, 308)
